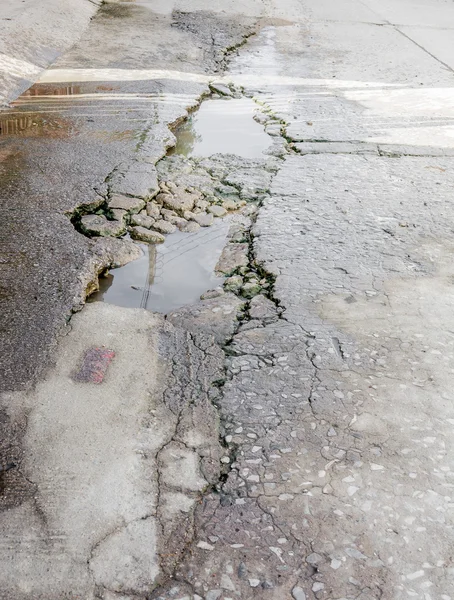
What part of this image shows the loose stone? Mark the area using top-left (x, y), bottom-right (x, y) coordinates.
top-left (216, 243), bottom-right (249, 275)
top-left (178, 220), bottom-right (200, 233)
top-left (292, 586), bottom-right (307, 600)
top-left (146, 202), bottom-right (161, 219)
top-left (130, 226), bottom-right (165, 244)
top-left (192, 212), bottom-right (214, 227)
top-left (130, 214), bottom-right (155, 229)
top-left (238, 562), bottom-right (247, 578)
top-left (224, 275), bottom-right (243, 293)
top-left (80, 214), bottom-right (125, 237)
top-left (197, 541), bottom-right (214, 551)
top-left (241, 281), bottom-right (262, 298)
top-left (152, 219), bottom-right (176, 234)
top-left (108, 193), bottom-right (145, 213)
top-left (208, 204), bottom-right (227, 217)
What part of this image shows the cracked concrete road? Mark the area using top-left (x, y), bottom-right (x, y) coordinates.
top-left (2, 0), bottom-right (454, 599)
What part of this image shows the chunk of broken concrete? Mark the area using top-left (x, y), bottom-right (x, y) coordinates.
top-left (201, 288), bottom-right (225, 300)
top-left (146, 202), bottom-right (161, 219)
top-left (157, 184), bottom-right (201, 215)
top-left (224, 275), bottom-right (243, 293)
top-left (110, 161), bottom-right (159, 200)
top-left (222, 199), bottom-right (238, 211)
top-left (130, 214), bottom-right (155, 229)
top-left (108, 193), bottom-right (145, 213)
top-left (178, 220), bottom-right (200, 233)
top-left (160, 208), bottom-right (178, 220)
top-left (152, 219), bottom-right (176, 234)
top-left (167, 293), bottom-right (245, 345)
top-left (210, 83), bottom-right (233, 97)
top-left (91, 236), bottom-right (143, 268)
top-left (216, 243), bottom-right (249, 275)
top-left (242, 281), bottom-right (261, 298)
top-left (248, 294), bottom-right (279, 324)
top-left (80, 214), bottom-right (126, 237)
top-left (130, 226), bottom-right (165, 244)
top-left (208, 205), bottom-right (227, 218)
top-left (166, 215), bottom-right (188, 228)
top-left (192, 212), bottom-right (214, 227)
top-left (110, 208), bottom-right (127, 222)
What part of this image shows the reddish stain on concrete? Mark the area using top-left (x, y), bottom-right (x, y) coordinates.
top-left (73, 347), bottom-right (115, 384)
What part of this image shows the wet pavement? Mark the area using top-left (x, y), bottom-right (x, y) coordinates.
top-left (4, 1), bottom-right (454, 600)
top-left (0, 3), bottom-right (254, 392)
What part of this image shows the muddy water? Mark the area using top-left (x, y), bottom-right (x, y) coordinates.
top-left (170, 97), bottom-right (271, 158)
top-left (89, 218), bottom-right (229, 313)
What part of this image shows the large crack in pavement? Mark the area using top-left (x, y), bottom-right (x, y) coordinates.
top-left (0, 8), bottom-right (279, 599)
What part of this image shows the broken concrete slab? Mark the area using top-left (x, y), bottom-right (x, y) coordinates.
top-left (248, 293), bottom-right (279, 324)
top-left (130, 213), bottom-right (155, 229)
top-left (152, 219), bottom-right (177, 234)
top-left (215, 242), bottom-right (249, 275)
top-left (80, 214), bottom-right (126, 237)
top-left (110, 162), bottom-right (159, 200)
top-left (167, 293), bottom-right (245, 345)
top-left (130, 226), bottom-right (165, 244)
top-left (108, 194), bottom-right (145, 213)
top-left (208, 204), bottom-right (228, 217)
top-left (0, 302), bottom-right (224, 597)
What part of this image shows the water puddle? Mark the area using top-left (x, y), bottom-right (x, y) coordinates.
top-left (19, 84), bottom-right (82, 97)
top-left (170, 97), bottom-right (271, 158)
top-left (89, 218), bottom-right (229, 313)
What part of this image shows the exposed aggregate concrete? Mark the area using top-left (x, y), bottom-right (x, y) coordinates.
top-left (4, 1), bottom-right (454, 599)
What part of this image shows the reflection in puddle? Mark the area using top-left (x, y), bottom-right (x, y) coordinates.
top-left (89, 218), bottom-right (229, 313)
top-left (170, 98), bottom-right (271, 158)
top-left (0, 114), bottom-right (72, 137)
top-left (20, 84), bottom-right (82, 97)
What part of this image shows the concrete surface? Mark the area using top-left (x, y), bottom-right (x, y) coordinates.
top-left (0, 1), bottom-right (254, 392)
top-left (0, 302), bottom-right (224, 598)
top-left (3, 0), bottom-right (454, 599)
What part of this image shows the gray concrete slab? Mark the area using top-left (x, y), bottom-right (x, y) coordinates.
top-left (3, 0), bottom-right (454, 598)
top-left (0, 2), bottom-right (254, 393)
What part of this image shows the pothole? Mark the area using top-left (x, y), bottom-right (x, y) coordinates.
top-left (79, 89), bottom-right (286, 313)
top-left (169, 96), bottom-right (272, 159)
top-left (88, 219), bottom-right (228, 313)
